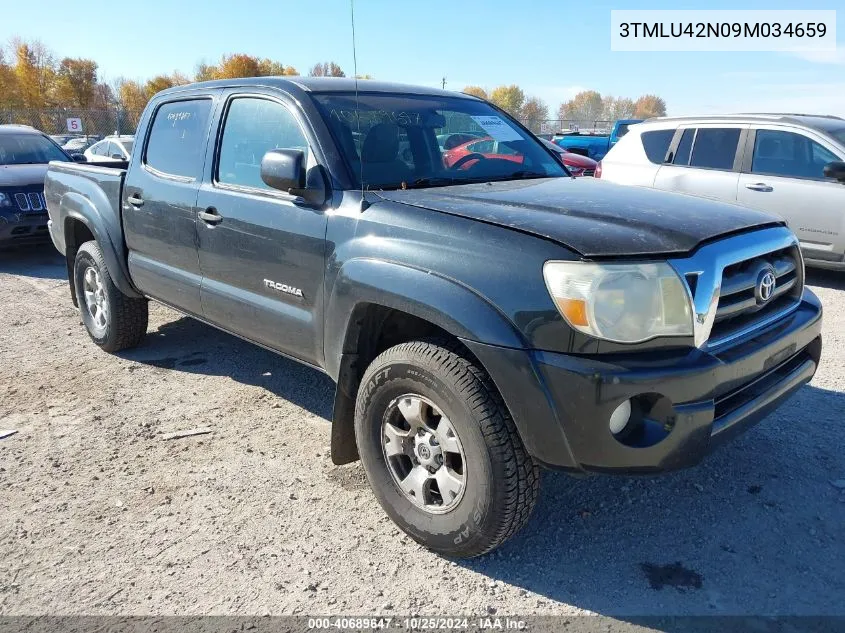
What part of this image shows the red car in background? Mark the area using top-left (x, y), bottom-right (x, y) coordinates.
top-left (442, 136), bottom-right (598, 176)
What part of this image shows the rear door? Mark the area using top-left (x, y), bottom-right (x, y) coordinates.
top-left (195, 90), bottom-right (328, 365)
top-left (737, 126), bottom-right (845, 263)
top-left (123, 94), bottom-right (218, 315)
top-left (654, 125), bottom-right (746, 203)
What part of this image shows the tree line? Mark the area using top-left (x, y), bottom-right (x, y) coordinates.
top-left (0, 36), bottom-right (668, 136)
top-left (462, 85), bottom-right (667, 132)
top-left (0, 37), bottom-right (354, 132)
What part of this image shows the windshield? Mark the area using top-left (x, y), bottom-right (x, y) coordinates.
top-left (0, 134), bottom-right (70, 165)
top-left (120, 140), bottom-right (134, 154)
top-left (312, 92), bottom-right (566, 189)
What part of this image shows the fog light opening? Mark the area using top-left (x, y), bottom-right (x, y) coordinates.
top-left (611, 393), bottom-right (676, 448)
top-left (609, 399), bottom-right (632, 435)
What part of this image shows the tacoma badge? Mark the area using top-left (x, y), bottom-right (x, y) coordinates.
top-left (263, 279), bottom-right (303, 298)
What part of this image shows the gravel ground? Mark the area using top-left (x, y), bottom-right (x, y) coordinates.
top-left (1, 245), bottom-right (844, 622)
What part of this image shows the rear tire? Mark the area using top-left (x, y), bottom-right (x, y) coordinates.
top-left (354, 339), bottom-right (539, 558)
top-left (73, 240), bottom-right (148, 352)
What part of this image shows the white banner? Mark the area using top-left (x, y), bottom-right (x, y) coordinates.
top-left (611, 10), bottom-right (837, 52)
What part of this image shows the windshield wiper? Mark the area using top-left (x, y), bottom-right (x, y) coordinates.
top-left (496, 171), bottom-right (550, 181)
top-left (402, 176), bottom-right (459, 189)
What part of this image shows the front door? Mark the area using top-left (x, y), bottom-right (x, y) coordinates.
top-left (736, 128), bottom-right (845, 264)
top-left (195, 93), bottom-right (328, 365)
top-left (123, 96), bottom-right (217, 315)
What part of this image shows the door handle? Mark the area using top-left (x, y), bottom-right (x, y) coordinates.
top-left (745, 183), bottom-right (773, 192)
top-left (198, 208), bottom-right (223, 225)
top-left (126, 194), bottom-right (144, 207)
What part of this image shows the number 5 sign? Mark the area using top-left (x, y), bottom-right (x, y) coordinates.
top-left (66, 118), bottom-right (83, 132)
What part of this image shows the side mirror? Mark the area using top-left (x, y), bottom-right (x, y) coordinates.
top-left (823, 161), bottom-right (845, 183)
top-left (71, 153), bottom-right (87, 163)
top-left (111, 153), bottom-right (124, 160)
top-left (260, 149), bottom-right (327, 206)
top-left (261, 149), bottom-right (305, 192)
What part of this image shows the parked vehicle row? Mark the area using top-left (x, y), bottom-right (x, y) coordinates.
top-left (84, 135), bottom-right (134, 163)
top-left (552, 119), bottom-right (642, 160)
top-left (441, 135), bottom-right (598, 176)
top-left (598, 114), bottom-right (845, 270)
top-left (43, 78), bottom-right (822, 558)
top-left (1, 125), bottom-right (77, 245)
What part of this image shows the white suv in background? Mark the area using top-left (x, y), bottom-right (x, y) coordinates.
top-left (598, 115), bottom-right (845, 271)
top-left (84, 135), bottom-right (134, 163)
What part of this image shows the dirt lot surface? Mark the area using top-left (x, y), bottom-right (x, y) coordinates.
top-left (1, 246), bottom-right (844, 622)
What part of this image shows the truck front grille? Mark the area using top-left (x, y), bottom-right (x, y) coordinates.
top-left (708, 245), bottom-right (803, 347)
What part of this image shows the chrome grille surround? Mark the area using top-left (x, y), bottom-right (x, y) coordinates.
top-left (669, 226), bottom-right (803, 349)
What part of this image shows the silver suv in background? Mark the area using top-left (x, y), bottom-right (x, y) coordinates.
top-left (598, 115), bottom-right (845, 271)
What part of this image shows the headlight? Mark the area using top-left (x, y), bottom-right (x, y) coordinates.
top-left (543, 261), bottom-right (693, 343)
top-left (0, 193), bottom-right (11, 208)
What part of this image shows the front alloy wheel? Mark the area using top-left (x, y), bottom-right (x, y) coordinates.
top-left (354, 339), bottom-right (539, 558)
top-left (382, 394), bottom-right (466, 513)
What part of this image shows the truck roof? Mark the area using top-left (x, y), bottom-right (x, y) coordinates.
top-left (158, 76), bottom-right (473, 100)
top-left (0, 124), bottom-right (43, 135)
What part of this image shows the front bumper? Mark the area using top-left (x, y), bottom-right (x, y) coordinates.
top-left (463, 289), bottom-right (823, 474)
top-left (0, 209), bottom-right (51, 247)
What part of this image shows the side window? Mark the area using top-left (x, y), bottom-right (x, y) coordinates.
top-left (673, 129), bottom-right (695, 166)
top-left (217, 97), bottom-right (309, 191)
top-left (641, 129), bottom-right (674, 164)
top-left (689, 128), bottom-right (740, 170)
top-left (107, 142), bottom-right (121, 158)
top-left (752, 129), bottom-right (840, 180)
top-left (92, 141), bottom-right (108, 156)
top-left (145, 99), bottom-right (213, 179)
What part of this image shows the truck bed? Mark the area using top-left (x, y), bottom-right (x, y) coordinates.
top-left (44, 160), bottom-right (128, 258)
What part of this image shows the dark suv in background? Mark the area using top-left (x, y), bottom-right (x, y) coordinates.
top-left (0, 124), bottom-right (75, 247)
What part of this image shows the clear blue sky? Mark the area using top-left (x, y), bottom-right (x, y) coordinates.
top-left (2, 0), bottom-right (843, 116)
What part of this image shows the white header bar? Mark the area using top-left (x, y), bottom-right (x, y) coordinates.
top-left (611, 10), bottom-right (837, 52)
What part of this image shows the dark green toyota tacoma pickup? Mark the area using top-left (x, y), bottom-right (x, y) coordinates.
top-left (45, 78), bottom-right (822, 557)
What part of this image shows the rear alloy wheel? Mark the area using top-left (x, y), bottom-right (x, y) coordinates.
top-left (81, 265), bottom-right (109, 338)
top-left (355, 339), bottom-right (539, 558)
top-left (73, 240), bottom-right (148, 352)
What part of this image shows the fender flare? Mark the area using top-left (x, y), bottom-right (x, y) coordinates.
top-left (61, 192), bottom-right (141, 299)
top-left (323, 258), bottom-right (526, 380)
top-left (324, 258), bottom-right (527, 465)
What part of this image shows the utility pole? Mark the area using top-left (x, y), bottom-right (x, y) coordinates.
top-left (441, 77), bottom-right (446, 89)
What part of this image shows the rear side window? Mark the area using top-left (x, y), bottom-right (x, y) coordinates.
top-left (217, 97), bottom-right (310, 191)
top-left (689, 128), bottom-right (740, 170)
top-left (641, 129), bottom-right (674, 164)
top-left (145, 99), bottom-right (212, 179)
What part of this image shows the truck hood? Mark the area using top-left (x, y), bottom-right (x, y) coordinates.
top-left (375, 177), bottom-right (782, 257)
top-left (0, 164), bottom-right (49, 188)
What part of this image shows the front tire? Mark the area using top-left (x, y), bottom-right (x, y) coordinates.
top-left (355, 339), bottom-right (539, 558)
top-left (73, 240), bottom-right (148, 352)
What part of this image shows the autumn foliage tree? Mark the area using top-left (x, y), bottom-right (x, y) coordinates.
top-left (461, 84), bottom-right (549, 133)
top-left (559, 90), bottom-right (668, 126)
top-left (461, 86), bottom-right (488, 100)
top-left (633, 94), bottom-right (667, 119)
top-left (308, 62), bottom-right (345, 77)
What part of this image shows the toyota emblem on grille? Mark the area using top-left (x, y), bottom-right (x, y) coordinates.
top-left (756, 268), bottom-right (777, 304)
